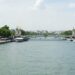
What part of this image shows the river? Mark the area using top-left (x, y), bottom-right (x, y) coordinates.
top-left (0, 40), bottom-right (75, 75)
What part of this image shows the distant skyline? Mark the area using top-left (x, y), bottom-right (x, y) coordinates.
top-left (0, 0), bottom-right (75, 31)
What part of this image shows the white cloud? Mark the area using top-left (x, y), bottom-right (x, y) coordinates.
top-left (32, 0), bottom-right (46, 10)
top-left (0, 0), bottom-right (75, 31)
top-left (68, 3), bottom-right (75, 8)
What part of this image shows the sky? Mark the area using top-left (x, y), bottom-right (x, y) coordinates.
top-left (0, 0), bottom-right (75, 31)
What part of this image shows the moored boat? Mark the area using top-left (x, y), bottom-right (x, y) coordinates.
top-left (14, 37), bottom-right (24, 42)
top-left (23, 37), bottom-right (29, 41)
top-left (14, 37), bottom-right (29, 42)
top-left (0, 39), bottom-right (11, 44)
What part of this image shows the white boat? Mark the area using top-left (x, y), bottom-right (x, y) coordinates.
top-left (67, 38), bottom-right (71, 41)
top-left (15, 37), bottom-right (24, 42)
top-left (14, 37), bottom-right (29, 42)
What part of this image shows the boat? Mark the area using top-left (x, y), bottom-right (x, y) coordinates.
top-left (14, 37), bottom-right (29, 42)
top-left (14, 37), bottom-right (24, 42)
top-left (0, 39), bottom-right (11, 44)
top-left (23, 37), bottom-right (29, 41)
top-left (70, 39), bottom-right (73, 41)
top-left (0, 40), bottom-right (8, 44)
top-left (14, 27), bottom-right (29, 42)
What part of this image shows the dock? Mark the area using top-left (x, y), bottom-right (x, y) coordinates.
top-left (0, 40), bottom-right (11, 44)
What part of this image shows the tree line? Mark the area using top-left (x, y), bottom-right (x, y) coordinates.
top-left (0, 25), bottom-right (11, 38)
top-left (0, 25), bottom-right (73, 38)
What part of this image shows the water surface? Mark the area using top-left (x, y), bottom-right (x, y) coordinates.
top-left (0, 40), bottom-right (75, 75)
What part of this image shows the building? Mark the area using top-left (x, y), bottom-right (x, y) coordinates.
top-left (15, 28), bottom-right (21, 37)
top-left (72, 27), bottom-right (75, 38)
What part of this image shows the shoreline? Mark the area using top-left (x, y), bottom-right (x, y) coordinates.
top-left (0, 40), bottom-right (11, 44)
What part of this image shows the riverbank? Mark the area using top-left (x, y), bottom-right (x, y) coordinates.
top-left (0, 40), bottom-right (11, 44)
top-left (0, 36), bottom-right (30, 44)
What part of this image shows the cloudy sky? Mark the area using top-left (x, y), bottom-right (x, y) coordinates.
top-left (0, 0), bottom-right (75, 31)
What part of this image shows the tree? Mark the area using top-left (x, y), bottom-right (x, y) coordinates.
top-left (1, 25), bottom-right (9, 30)
top-left (0, 25), bottom-right (11, 37)
top-left (20, 29), bottom-right (25, 35)
top-left (60, 30), bottom-right (72, 36)
top-left (43, 31), bottom-right (49, 38)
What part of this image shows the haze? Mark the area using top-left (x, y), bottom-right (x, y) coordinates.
top-left (0, 0), bottom-right (75, 31)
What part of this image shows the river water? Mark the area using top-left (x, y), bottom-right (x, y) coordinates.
top-left (0, 40), bottom-right (75, 75)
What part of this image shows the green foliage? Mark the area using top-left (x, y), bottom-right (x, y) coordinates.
top-left (11, 29), bottom-right (15, 36)
top-left (1, 25), bottom-right (9, 30)
top-left (0, 25), bottom-right (11, 37)
top-left (43, 31), bottom-right (49, 38)
top-left (20, 29), bottom-right (38, 35)
top-left (20, 29), bottom-right (26, 35)
top-left (0, 25), bottom-right (62, 38)
top-left (60, 30), bottom-right (72, 35)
